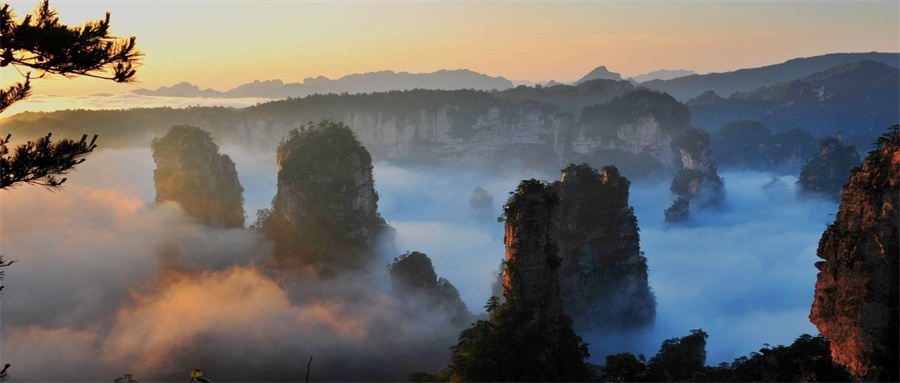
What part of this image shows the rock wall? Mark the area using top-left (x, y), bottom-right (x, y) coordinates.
top-left (570, 116), bottom-right (680, 169)
top-left (810, 127), bottom-right (899, 381)
top-left (151, 125), bottom-right (244, 228)
top-left (233, 92), bottom-right (688, 174)
top-left (502, 179), bottom-right (564, 326)
top-left (551, 164), bottom-right (656, 333)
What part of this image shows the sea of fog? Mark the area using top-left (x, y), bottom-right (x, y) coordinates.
top-left (1, 93), bottom-right (270, 117)
top-left (0, 147), bottom-right (838, 380)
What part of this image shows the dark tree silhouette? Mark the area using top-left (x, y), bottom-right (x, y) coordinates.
top-left (0, 0), bottom-right (140, 189)
top-left (0, 2), bottom-right (140, 355)
top-left (0, 133), bottom-right (97, 190)
top-left (0, 0), bottom-right (142, 112)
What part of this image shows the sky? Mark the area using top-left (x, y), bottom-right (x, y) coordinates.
top-left (1, 0), bottom-right (898, 97)
top-left (0, 0), bottom-right (892, 379)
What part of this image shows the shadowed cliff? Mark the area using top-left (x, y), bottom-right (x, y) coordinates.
top-left (151, 125), bottom-right (245, 228)
top-left (810, 126), bottom-right (899, 381)
top-left (442, 179), bottom-right (593, 382)
top-left (551, 164), bottom-right (656, 333)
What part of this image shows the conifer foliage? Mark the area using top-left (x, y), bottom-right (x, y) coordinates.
top-left (0, 1), bottom-right (139, 191)
top-left (0, 0), bottom-right (141, 113)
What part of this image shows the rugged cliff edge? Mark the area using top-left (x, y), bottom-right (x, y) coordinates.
top-left (810, 126), bottom-right (899, 381)
top-left (441, 179), bottom-right (593, 382)
top-left (551, 164), bottom-right (655, 333)
top-left (151, 125), bottom-right (245, 228)
top-left (256, 120), bottom-right (391, 276)
top-left (502, 179), bottom-right (565, 326)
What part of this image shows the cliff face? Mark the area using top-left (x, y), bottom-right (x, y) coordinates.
top-left (151, 125), bottom-right (244, 228)
top-left (551, 164), bottom-right (656, 333)
top-left (258, 121), bottom-right (390, 276)
top-left (235, 90), bottom-right (690, 174)
top-left (502, 179), bottom-right (564, 326)
top-left (445, 184), bottom-right (594, 381)
top-left (666, 128), bottom-right (725, 222)
top-left (810, 127), bottom-right (899, 381)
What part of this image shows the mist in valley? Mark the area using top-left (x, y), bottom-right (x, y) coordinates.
top-left (0, 143), bottom-right (838, 380)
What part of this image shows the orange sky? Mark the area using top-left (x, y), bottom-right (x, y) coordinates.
top-left (2, 1), bottom-right (898, 97)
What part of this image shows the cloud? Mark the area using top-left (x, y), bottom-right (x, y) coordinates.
top-left (627, 172), bottom-right (837, 364)
top-left (0, 146), bottom-right (838, 380)
top-left (0, 149), bottom-right (468, 381)
top-left (2, 94), bottom-right (271, 117)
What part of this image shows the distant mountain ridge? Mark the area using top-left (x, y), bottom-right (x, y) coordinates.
top-left (641, 52), bottom-right (900, 101)
top-left (630, 69), bottom-right (695, 83)
top-left (132, 69), bottom-right (515, 99)
top-left (688, 59), bottom-right (900, 149)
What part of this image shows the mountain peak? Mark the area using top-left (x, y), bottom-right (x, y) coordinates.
top-left (575, 66), bottom-right (623, 84)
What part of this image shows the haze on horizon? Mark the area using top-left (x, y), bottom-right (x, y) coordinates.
top-left (1, 0), bottom-right (897, 99)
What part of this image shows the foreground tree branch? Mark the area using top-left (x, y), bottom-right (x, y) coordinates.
top-left (0, 133), bottom-right (98, 190)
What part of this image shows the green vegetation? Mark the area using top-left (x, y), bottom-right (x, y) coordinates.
top-left (672, 127), bottom-right (710, 156)
top-left (580, 89), bottom-right (690, 139)
top-left (595, 332), bottom-right (849, 382)
top-left (664, 197), bottom-right (690, 223)
top-left (498, 178), bottom-right (557, 223)
top-left (647, 329), bottom-right (708, 382)
top-left (0, 133), bottom-right (96, 190)
top-left (797, 136), bottom-right (861, 199)
top-left (444, 299), bottom-right (594, 382)
top-left (577, 149), bottom-right (665, 179)
top-left (689, 59), bottom-right (899, 152)
top-left (497, 79), bottom-right (634, 115)
top-left (248, 89), bottom-right (509, 135)
top-left (669, 169), bottom-right (705, 198)
top-left (150, 125), bottom-right (245, 228)
top-left (711, 121), bottom-right (819, 171)
top-left (551, 164), bottom-right (656, 332)
top-left (258, 120), bottom-right (387, 275)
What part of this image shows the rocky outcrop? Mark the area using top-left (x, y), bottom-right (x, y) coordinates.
top-left (664, 197), bottom-right (690, 223)
top-left (667, 128), bottom-right (725, 221)
top-left (444, 185), bottom-right (593, 381)
top-left (257, 120), bottom-right (391, 276)
top-left (574, 89), bottom-right (692, 170)
top-left (469, 187), bottom-right (494, 221)
top-left (389, 251), bottom-right (470, 325)
top-left (551, 164), bottom-right (655, 333)
top-left (798, 136), bottom-right (861, 200)
top-left (810, 126), bottom-right (899, 381)
top-left (502, 179), bottom-right (563, 325)
top-left (151, 125), bottom-right (244, 228)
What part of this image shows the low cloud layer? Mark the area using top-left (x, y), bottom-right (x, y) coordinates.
top-left (3, 94), bottom-right (269, 117)
top-left (0, 146), bottom-right (838, 380)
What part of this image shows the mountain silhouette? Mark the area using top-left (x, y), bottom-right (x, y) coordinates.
top-left (132, 69), bottom-right (514, 99)
top-left (642, 52), bottom-right (899, 101)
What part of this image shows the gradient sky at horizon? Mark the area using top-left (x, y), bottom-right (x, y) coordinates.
top-left (1, 0), bottom-right (898, 97)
